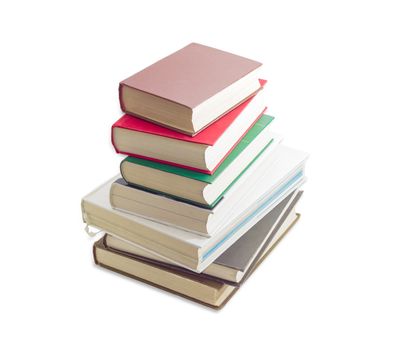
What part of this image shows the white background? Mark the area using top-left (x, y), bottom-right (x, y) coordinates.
top-left (1, 0), bottom-right (400, 349)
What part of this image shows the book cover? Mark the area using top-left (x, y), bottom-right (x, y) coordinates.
top-left (119, 43), bottom-right (262, 110)
top-left (214, 191), bottom-right (302, 273)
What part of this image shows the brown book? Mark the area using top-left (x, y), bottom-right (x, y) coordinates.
top-left (93, 211), bottom-right (300, 309)
top-left (119, 43), bottom-right (262, 135)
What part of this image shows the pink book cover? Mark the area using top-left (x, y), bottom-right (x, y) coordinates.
top-left (119, 43), bottom-right (263, 110)
top-left (112, 80), bottom-right (267, 174)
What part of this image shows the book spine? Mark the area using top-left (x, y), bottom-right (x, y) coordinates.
top-left (93, 242), bottom-right (99, 265)
top-left (118, 83), bottom-right (126, 112)
top-left (111, 124), bottom-right (120, 154)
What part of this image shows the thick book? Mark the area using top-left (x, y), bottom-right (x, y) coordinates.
top-left (119, 43), bottom-right (263, 135)
top-left (112, 81), bottom-right (266, 174)
top-left (93, 210), bottom-right (300, 309)
top-left (106, 190), bottom-right (303, 285)
top-left (120, 115), bottom-right (277, 208)
top-left (82, 145), bottom-right (308, 272)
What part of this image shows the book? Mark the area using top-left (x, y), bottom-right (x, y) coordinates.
top-left (81, 145), bottom-right (308, 272)
top-left (105, 190), bottom-right (302, 284)
top-left (119, 43), bottom-right (263, 135)
top-left (120, 115), bottom-right (277, 208)
top-left (112, 81), bottom-right (266, 174)
top-left (93, 209), bottom-right (300, 309)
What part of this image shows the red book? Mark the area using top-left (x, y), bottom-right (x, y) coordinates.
top-left (119, 43), bottom-right (263, 135)
top-left (112, 80), bottom-right (267, 174)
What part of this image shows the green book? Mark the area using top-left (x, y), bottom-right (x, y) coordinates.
top-left (121, 115), bottom-right (275, 209)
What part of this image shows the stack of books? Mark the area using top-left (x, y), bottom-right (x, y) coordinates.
top-left (81, 43), bottom-right (308, 309)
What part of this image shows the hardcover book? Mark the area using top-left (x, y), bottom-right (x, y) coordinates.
top-left (119, 43), bottom-right (263, 135)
